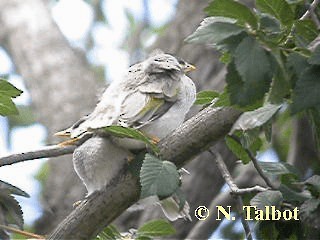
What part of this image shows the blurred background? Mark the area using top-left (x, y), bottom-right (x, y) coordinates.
top-left (1, 0), bottom-right (308, 239)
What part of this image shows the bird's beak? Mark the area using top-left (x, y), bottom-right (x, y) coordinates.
top-left (184, 63), bottom-right (196, 72)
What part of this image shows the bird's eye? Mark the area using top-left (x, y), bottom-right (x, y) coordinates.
top-left (154, 58), bottom-right (161, 62)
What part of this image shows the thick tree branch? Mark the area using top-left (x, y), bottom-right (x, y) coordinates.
top-left (47, 106), bottom-right (241, 239)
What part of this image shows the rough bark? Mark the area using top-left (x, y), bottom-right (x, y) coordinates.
top-left (48, 106), bottom-right (242, 239)
top-left (0, 0), bottom-right (98, 233)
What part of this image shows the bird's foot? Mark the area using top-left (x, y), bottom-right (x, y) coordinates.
top-left (73, 200), bottom-right (83, 208)
top-left (150, 136), bottom-right (160, 145)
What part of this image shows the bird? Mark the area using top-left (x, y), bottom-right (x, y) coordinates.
top-left (56, 51), bottom-right (196, 221)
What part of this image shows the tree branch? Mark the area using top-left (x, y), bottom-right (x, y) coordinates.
top-left (300, 0), bottom-right (320, 28)
top-left (0, 145), bottom-right (75, 167)
top-left (210, 150), bottom-right (269, 194)
top-left (186, 164), bottom-right (265, 239)
top-left (47, 106), bottom-right (241, 239)
top-left (228, 135), bottom-right (277, 190)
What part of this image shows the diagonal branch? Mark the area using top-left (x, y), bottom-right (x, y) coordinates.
top-left (47, 106), bottom-right (241, 239)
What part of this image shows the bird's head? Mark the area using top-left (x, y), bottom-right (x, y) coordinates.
top-left (177, 58), bottom-right (196, 73)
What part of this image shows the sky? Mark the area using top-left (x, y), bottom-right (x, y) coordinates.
top-left (0, 0), bottom-right (176, 226)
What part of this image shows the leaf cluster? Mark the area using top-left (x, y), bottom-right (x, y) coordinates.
top-left (187, 0), bottom-right (320, 238)
top-left (96, 219), bottom-right (175, 240)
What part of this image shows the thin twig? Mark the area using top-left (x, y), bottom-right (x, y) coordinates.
top-left (228, 135), bottom-right (277, 190)
top-left (0, 144), bottom-right (76, 167)
top-left (209, 149), bottom-right (269, 194)
top-left (0, 224), bottom-right (44, 239)
top-left (236, 196), bottom-right (253, 240)
top-left (209, 150), bottom-right (267, 240)
top-left (300, 0), bottom-right (320, 28)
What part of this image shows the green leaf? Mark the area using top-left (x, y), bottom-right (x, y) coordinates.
top-left (0, 180), bottom-right (30, 198)
top-left (195, 90), bottom-right (220, 105)
top-left (185, 17), bottom-right (244, 45)
top-left (205, 0), bottom-right (257, 29)
top-left (259, 14), bottom-right (281, 35)
top-left (294, 20), bottom-right (318, 47)
top-left (0, 191), bottom-right (24, 229)
top-left (104, 126), bottom-right (158, 153)
top-left (279, 185), bottom-right (310, 203)
top-left (225, 135), bottom-right (251, 164)
top-left (137, 219), bottom-right (176, 237)
top-left (250, 190), bottom-right (283, 211)
top-left (140, 154), bottom-right (180, 199)
top-left (269, 62), bottom-right (291, 103)
top-left (308, 107), bottom-right (320, 149)
top-left (96, 225), bottom-right (121, 240)
top-left (291, 66), bottom-right (320, 113)
top-left (0, 79), bottom-right (23, 98)
top-left (299, 198), bottom-right (320, 229)
top-left (256, 0), bottom-right (294, 27)
top-left (304, 175), bottom-right (320, 197)
top-left (231, 104), bottom-right (281, 133)
top-left (0, 95), bottom-right (19, 116)
top-left (286, 52), bottom-right (309, 84)
top-left (235, 36), bottom-right (272, 86)
top-left (213, 88), bottom-right (231, 107)
top-left (308, 45), bottom-right (320, 65)
top-left (226, 61), bottom-right (267, 107)
top-left (258, 162), bottom-right (299, 176)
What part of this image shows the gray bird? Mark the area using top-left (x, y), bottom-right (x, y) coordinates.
top-left (57, 51), bottom-right (196, 221)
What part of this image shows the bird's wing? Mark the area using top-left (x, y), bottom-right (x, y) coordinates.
top-left (118, 68), bottom-right (181, 128)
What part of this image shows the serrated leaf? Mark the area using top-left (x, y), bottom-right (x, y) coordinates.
top-left (96, 225), bottom-right (121, 240)
top-left (294, 20), bottom-right (318, 47)
top-left (213, 88), bottom-right (231, 107)
top-left (0, 95), bottom-right (19, 116)
top-left (0, 79), bottom-right (23, 98)
top-left (225, 135), bottom-right (251, 164)
top-left (140, 154), bottom-right (180, 199)
top-left (226, 61), bottom-right (267, 107)
top-left (137, 219), bottom-right (176, 237)
top-left (304, 175), bottom-right (320, 196)
top-left (256, 0), bottom-right (294, 27)
top-left (259, 14), bottom-right (281, 35)
top-left (205, 0), bottom-right (257, 29)
top-left (0, 192), bottom-right (24, 229)
top-left (231, 104), bottom-right (281, 132)
top-left (291, 66), bottom-right (320, 113)
top-left (195, 90), bottom-right (219, 105)
top-left (299, 198), bottom-right (320, 228)
top-left (250, 190), bottom-right (283, 211)
top-left (258, 162), bottom-right (299, 176)
top-left (235, 37), bottom-right (272, 86)
top-left (279, 185), bottom-right (310, 203)
top-left (185, 17), bottom-right (244, 45)
top-left (104, 126), bottom-right (158, 153)
top-left (0, 180), bottom-right (30, 198)
top-left (309, 45), bottom-right (320, 65)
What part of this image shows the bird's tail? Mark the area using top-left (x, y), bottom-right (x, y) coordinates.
top-left (159, 196), bottom-right (191, 221)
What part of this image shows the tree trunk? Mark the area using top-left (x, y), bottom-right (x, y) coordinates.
top-left (0, 0), bottom-right (98, 233)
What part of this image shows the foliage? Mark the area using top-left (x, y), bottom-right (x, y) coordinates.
top-left (0, 180), bottom-right (29, 239)
top-left (96, 220), bottom-right (175, 240)
top-left (0, 78), bottom-right (23, 116)
top-left (187, 0), bottom-right (320, 238)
